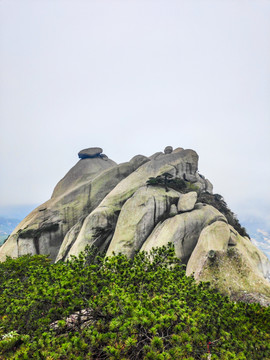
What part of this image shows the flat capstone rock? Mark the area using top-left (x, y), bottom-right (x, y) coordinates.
top-left (78, 147), bottom-right (103, 159)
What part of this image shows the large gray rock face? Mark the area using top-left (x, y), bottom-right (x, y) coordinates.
top-left (1, 144), bottom-right (269, 304)
top-left (141, 204), bottom-right (226, 264)
top-left (54, 155), bottom-right (150, 261)
top-left (0, 149), bottom-right (149, 262)
top-left (55, 218), bottom-right (84, 262)
top-left (66, 148), bottom-right (201, 259)
top-left (52, 148), bottom-right (116, 198)
top-left (186, 222), bottom-right (270, 303)
top-left (106, 186), bottom-right (180, 258)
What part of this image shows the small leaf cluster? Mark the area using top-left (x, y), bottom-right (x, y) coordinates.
top-left (0, 245), bottom-right (269, 359)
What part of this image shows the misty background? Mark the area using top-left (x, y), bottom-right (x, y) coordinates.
top-left (0, 1), bottom-right (269, 253)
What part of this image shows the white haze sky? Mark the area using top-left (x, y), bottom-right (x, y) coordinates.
top-left (0, 0), bottom-right (270, 228)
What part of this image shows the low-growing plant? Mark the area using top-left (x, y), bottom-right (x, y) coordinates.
top-left (146, 174), bottom-right (199, 193)
top-left (0, 245), bottom-right (269, 359)
top-left (197, 192), bottom-right (249, 238)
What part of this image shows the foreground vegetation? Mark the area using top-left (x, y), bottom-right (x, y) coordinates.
top-left (0, 245), bottom-right (269, 359)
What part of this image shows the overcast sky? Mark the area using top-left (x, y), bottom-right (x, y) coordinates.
top-left (0, 0), bottom-right (269, 228)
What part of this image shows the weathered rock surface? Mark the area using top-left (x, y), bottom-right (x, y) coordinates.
top-left (1, 145), bottom-right (270, 305)
top-left (172, 147), bottom-right (184, 153)
top-left (164, 146), bottom-right (173, 154)
top-left (141, 205), bottom-right (227, 264)
top-left (52, 148), bottom-right (116, 198)
top-left (186, 222), bottom-right (270, 303)
top-left (50, 308), bottom-right (94, 332)
top-left (148, 152), bottom-right (164, 160)
top-left (55, 155), bottom-right (150, 261)
top-left (0, 150), bottom-right (149, 262)
top-left (106, 186), bottom-right (180, 258)
top-left (177, 191), bottom-right (197, 212)
top-left (55, 218), bottom-right (84, 262)
top-left (66, 148), bottom-right (201, 259)
top-left (78, 147), bottom-right (103, 158)
top-left (169, 204), bottom-right (178, 217)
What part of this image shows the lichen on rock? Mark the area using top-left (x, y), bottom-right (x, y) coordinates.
top-left (0, 145), bottom-right (269, 305)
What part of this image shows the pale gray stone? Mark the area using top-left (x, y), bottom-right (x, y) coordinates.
top-left (0, 154), bottom-right (145, 262)
top-left (18, 238), bottom-right (37, 256)
top-left (129, 155), bottom-right (150, 169)
top-left (67, 149), bottom-right (199, 259)
top-left (184, 173), bottom-right (197, 183)
top-left (194, 202), bottom-right (205, 210)
top-left (148, 152), bottom-right (164, 160)
top-left (177, 192), bottom-right (197, 212)
top-left (172, 147), bottom-right (184, 153)
top-left (1, 144), bottom-right (268, 304)
top-left (228, 227), bottom-right (238, 246)
top-left (164, 146), bottom-right (173, 154)
top-left (186, 222), bottom-right (270, 304)
top-left (141, 205), bottom-right (227, 264)
top-left (169, 204), bottom-right (178, 217)
top-left (52, 156), bottom-right (117, 198)
top-left (78, 147), bottom-right (103, 158)
top-left (56, 219), bottom-right (85, 262)
top-left (205, 179), bottom-right (213, 193)
top-left (50, 308), bottom-right (94, 332)
top-left (106, 186), bottom-right (180, 258)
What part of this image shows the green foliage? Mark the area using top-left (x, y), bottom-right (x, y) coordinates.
top-left (197, 193), bottom-right (249, 238)
top-left (147, 174), bottom-right (248, 239)
top-left (146, 174), bottom-right (198, 193)
top-left (146, 173), bottom-right (175, 192)
top-left (0, 245), bottom-right (269, 359)
top-left (147, 175), bottom-right (247, 238)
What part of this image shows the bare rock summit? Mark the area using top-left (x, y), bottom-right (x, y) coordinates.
top-left (1, 145), bottom-right (269, 305)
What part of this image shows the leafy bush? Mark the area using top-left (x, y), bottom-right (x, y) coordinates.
top-left (146, 174), bottom-right (198, 193)
top-left (0, 245), bottom-right (269, 359)
top-left (197, 193), bottom-right (249, 238)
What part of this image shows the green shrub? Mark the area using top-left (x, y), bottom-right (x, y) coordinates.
top-left (146, 174), bottom-right (198, 193)
top-left (0, 245), bottom-right (269, 359)
top-left (197, 193), bottom-right (249, 237)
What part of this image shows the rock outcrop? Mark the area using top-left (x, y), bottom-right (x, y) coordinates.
top-left (141, 204), bottom-right (226, 264)
top-left (78, 147), bottom-right (103, 159)
top-left (1, 145), bottom-right (269, 304)
top-left (186, 222), bottom-right (270, 303)
top-left (64, 148), bottom-right (203, 260)
top-left (0, 148), bottom-right (148, 262)
top-left (106, 186), bottom-right (180, 258)
top-left (52, 148), bottom-right (115, 198)
top-left (177, 191), bottom-right (197, 212)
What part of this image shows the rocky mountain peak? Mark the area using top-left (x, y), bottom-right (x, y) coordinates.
top-left (0, 145), bottom-right (269, 305)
